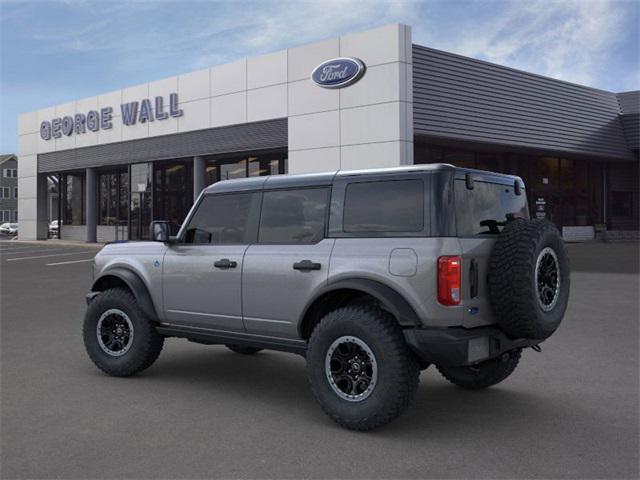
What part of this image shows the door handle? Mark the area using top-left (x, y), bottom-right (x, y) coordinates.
top-left (293, 260), bottom-right (321, 271)
top-left (214, 258), bottom-right (237, 269)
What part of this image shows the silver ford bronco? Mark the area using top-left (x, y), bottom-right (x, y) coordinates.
top-left (84, 164), bottom-right (570, 430)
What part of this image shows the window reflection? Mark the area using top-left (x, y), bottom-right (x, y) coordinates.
top-left (61, 173), bottom-right (85, 225)
top-left (205, 151), bottom-right (286, 186)
top-left (98, 169), bottom-right (128, 225)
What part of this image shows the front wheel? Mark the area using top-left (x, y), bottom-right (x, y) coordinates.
top-left (307, 305), bottom-right (419, 431)
top-left (83, 288), bottom-right (164, 377)
top-left (436, 349), bottom-right (522, 390)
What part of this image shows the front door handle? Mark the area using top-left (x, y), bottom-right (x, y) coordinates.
top-left (293, 260), bottom-right (321, 271)
top-left (214, 258), bottom-right (237, 269)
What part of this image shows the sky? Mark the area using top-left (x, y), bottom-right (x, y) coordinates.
top-left (1, 0), bottom-right (638, 153)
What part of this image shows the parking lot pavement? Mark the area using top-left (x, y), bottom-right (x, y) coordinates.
top-left (0, 240), bottom-right (100, 266)
top-left (1, 241), bottom-right (638, 479)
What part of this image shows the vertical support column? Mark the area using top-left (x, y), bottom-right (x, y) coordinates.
top-left (36, 173), bottom-right (49, 239)
top-left (193, 156), bottom-right (206, 204)
top-left (85, 167), bottom-right (97, 243)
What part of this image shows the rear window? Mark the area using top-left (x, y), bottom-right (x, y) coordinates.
top-left (343, 179), bottom-right (424, 233)
top-left (455, 180), bottom-right (528, 236)
top-left (259, 188), bottom-right (329, 244)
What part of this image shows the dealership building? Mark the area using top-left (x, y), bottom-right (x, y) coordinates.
top-left (17, 24), bottom-right (639, 242)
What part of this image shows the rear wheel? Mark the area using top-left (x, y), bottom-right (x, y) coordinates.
top-left (83, 288), bottom-right (164, 377)
top-left (307, 305), bottom-right (419, 431)
top-left (436, 349), bottom-right (522, 390)
top-left (225, 344), bottom-right (263, 355)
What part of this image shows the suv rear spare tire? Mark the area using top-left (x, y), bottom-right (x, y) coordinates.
top-left (488, 219), bottom-right (569, 340)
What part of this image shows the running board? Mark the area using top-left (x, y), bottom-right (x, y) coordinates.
top-left (156, 324), bottom-right (307, 356)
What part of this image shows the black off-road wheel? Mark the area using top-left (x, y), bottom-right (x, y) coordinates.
top-left (225, 344), bottom-right (263, 355)
top-left (307, 305), bottom-right (419, 431)
top-left (436, 349), bottom-right (522, 390)
top-left (83, 288), bottom-right (164, 377)
top-left (489, 219), bottom-right (570, 340)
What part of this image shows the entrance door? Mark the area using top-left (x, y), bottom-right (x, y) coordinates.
top-left (162, 191), bottom-right (261, 331)
top-left (242, 187), bottom-right (332, 339)
top-left (129, 192), bottom-right (151, 240)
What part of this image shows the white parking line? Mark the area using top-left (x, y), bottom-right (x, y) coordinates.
top-left (6, 251), bottom-right (96, 262)
top-left (0, 245), bottom-right (46, 251)
top-left (46, 258), bottom-right (94, 266)
top-left (0, 248), bottom-right (73, 256)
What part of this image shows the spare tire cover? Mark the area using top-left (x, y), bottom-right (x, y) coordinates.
top-left (488, 219), bottom-right (570, 340)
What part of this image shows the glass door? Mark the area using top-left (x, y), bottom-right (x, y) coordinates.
top-left (129, 163), bottom-right (152, 240)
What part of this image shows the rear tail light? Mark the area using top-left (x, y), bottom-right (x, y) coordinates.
top-left (438, 256), bottom-right (461, 306)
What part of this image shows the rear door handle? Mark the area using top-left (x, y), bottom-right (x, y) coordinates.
top-left (214, 258), bottom-right (237, 269)
top-left (293, 260), bottom-right (321, 271)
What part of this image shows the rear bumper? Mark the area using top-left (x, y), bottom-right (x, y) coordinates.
top-left (403, 326), bottom-right (541, 367)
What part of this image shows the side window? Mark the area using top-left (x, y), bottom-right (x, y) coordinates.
top-left (259, 188), bottom-right (329, 244)
top-left (183, 193), bottom-right (258, 244)
top-left (455, 180), bottom-right (529, 236)
top-left (343, 179), bottom-right (424, 233)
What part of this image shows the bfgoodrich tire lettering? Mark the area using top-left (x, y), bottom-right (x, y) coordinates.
top-left (307, 305), bottom-right (419, 431)
top-left (83, 288), bottom-right (164, 377)
top-left (488, 219), bottom-right (570, 340)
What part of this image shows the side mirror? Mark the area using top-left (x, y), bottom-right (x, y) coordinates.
top-left (151, 221), bottom-right (171, 243)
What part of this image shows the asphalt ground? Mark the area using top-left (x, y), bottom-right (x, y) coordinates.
top-left (1, 240), bottom-right (638, 479)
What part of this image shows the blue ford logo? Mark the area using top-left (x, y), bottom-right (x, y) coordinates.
top-left (311, 57), bottom-right (366, 89)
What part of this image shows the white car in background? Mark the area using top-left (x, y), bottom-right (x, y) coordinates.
top-left (0, 223), bottom-right (18, 236)
top-left (49, 220), bottom-right (61, 238)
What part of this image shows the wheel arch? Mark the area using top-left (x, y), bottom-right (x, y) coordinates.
top-left (298, 278), bottom-right (421, 339)
top-left (91, 267), bottom-right (159, 321)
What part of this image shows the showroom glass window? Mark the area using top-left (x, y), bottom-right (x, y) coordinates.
top-left (184, 193), bottom-right (260, 244)
top-left (61, 173), bottom-right (85, 225)
top-left (98, 169), bottom-right (128, 225)
top-left (259, 188), bottom-right (329, 244)
top-left (205, 151), bottom-right (287, 186)
top-left (154, 160), bottom-right (193, 228)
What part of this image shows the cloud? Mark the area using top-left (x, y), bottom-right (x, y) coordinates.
top-left (414, 0), bottom-right (637, 89)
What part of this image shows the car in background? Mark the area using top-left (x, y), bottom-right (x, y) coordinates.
top-left (49, 220), bottom-right (60, 238)
top-left (0, 223), bottom-right (18, 236)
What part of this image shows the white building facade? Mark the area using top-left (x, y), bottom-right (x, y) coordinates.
top-left (17, 24), bottom-right (413, 241)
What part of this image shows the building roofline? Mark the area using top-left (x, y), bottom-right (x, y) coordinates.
top-left (412, 43), bottom-right (618, 97)
top-left (0, 154), bottom-right (17, 166)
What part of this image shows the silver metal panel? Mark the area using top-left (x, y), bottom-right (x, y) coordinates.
top-left (162, 244), bottom-right (248, 332)
top-left (242, 239), bottom-right (335, 339)
top-left (328, 237), bottom-right (467, 328)
top-left (38, 119), bottom-right (287, 173)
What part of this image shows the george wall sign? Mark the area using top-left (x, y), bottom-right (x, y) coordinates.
top-left (311, 57), bottom-right (366, 89)
top-left (40, 93), bottom-right (184, 140)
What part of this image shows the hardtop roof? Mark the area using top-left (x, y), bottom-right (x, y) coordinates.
top-left (203, 163), bottom-right (523, 194)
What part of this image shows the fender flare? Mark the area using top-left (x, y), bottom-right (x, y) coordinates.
top-left (299, 278), bottom-right (422, 333)
top-left (91, 267), bottom-right (159, 321)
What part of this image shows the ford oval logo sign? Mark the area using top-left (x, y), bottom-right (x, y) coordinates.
top-left (311, 57), bottom-right (366, 89)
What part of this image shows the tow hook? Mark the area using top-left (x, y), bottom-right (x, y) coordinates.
top-left (530, 344), bottom-right (542, 353)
